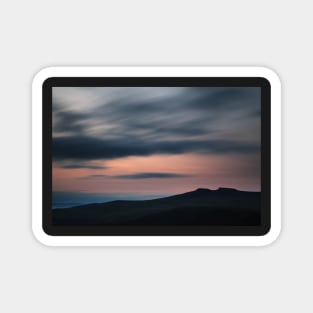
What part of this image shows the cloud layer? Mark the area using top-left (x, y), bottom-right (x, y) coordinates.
top-left (52, 86), bottom-right (261, 194)
top-left (81, 172), bottom-right (191, 180)
top-left (53, 87), bottom-right (260, 162)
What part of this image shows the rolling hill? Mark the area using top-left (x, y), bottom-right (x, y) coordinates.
top-left (52, 187), bottom-right (261, 226)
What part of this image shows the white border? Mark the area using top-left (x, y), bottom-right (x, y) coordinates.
top-left (32, 67), bottom-right (281, 246)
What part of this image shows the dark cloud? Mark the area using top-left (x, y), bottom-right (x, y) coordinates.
top-left (113, 172), bottom-right (191, 179)
top-left (53, 106), bottom-right (88, 135)
top-left (53, 87), bottom-right (260, 140)
top-left (58, 163), bottom-right (105, 169)
top-left (52, 135), bottom-right (259, 161)
top-left (80, 174), bottom-right (108, 179)
top-left (80, 172), bottom-right (191, 180)
top-left (52, 87), bottom-right (261, 162)
top-left (182, 87), bottom-right (260, 111)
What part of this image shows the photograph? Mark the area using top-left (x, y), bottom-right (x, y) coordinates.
top-left (52, 86), bottom-right (261, 226)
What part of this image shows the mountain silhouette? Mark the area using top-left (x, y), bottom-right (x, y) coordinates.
top-left (52, 188), bottom-right (260, 226)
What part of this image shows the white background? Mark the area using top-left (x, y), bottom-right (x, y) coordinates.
top-left (0, 1), bottom-right (311, 312)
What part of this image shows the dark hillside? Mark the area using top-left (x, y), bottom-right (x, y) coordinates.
top-left (53, 188), bottom-right (261, 226)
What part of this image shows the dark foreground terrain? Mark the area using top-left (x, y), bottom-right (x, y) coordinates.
top-left (53, 188), bottom-right (261, 226)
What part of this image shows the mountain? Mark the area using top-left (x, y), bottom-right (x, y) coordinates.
top-left (52, 188), bottom-right (261, 226)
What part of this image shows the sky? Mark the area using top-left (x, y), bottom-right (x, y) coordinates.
top-left (52, 86), bottom-right (261, 207)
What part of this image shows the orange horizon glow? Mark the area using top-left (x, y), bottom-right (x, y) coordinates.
top-left (53, 153), bottom-right (260, 196)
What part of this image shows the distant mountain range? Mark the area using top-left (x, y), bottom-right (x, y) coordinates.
top-left (52, 188), bottom-right (261, 226)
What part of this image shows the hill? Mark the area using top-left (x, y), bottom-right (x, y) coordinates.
top-left (52, 188), bottom-right (261, 226)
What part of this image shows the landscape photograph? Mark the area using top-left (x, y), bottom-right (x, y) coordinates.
top-left (52, 86), bottom-right (261, 225)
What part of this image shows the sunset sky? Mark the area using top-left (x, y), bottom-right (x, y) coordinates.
top-left (52, 86), bottom-right (261, 207)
